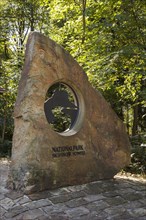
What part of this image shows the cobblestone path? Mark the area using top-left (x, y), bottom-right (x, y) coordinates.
top-left (0, 159), bottom-right (146, 220)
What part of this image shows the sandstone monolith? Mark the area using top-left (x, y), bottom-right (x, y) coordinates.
top-left (8, 32), bottom-right (130, 193)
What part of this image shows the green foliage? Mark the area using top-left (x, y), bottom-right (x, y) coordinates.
top-left (125, 148), bottom-right (146, 176)
top-left (51, 107), bottom-right (71, 132)
top-left (0, 139), bottom-right (12, 157)
top-left (48, 0), bottom-right (146, 137)
top-left (124, 135), bottom-right (146, 175)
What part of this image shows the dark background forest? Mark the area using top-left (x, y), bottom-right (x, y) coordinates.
top-left (0, 0), bottom-right (146, 175)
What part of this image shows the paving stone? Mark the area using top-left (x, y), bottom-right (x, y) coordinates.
top-left (22, 198), bottom-right (52, 209)
top-left (104, 205), bottom-right (126, 216)
top-left (0, 197), bottom-right (15, 210)
top-left (128, 207), bottom-right (146, 217)
top-left (15, 208), bottom-right (44, 220)
top-left (87, 180), bottom-right (103, 188)
top-left (102, 191), bottom-right (120, 198)
top-left (106, 211), bottom-right (132, 220)
top-left (67, 184), bottom-right (87, 192)
top-left (126, 179), bottom-right (146, 186)
top-left (134, 217), bottom-right (146, 220)
top-left (100, 181), bottom-right (121, 192)
top-left (84, 194), bottom-right (105, 202)
top-left (90, 180), bottom-right (117, 192)
top-left (65, 198), bottom-right (88, 208)
top-left (70, 191), bottom-right (86, 199)
top-left (0, 194), bottom-right (5, 200)
top-left (115, 188), bottom-right (136, 196)
top-left (0, 187), bottom-right (10, 194)
top-left (121, 192), bottom-right (144, 201)
top-left (86, 211), bottom-right (107, 220)
top-left (114, 179), bottom-right (134, 189)
top-left (116, 180), bottom-right (132, 186)
top-left (65, 207), bottom-right (90, 218)
top-left (40, 205), bottom-right (54, 214)
top-left (90, 211), bottom-right (109, 220)
top-left (72, 210), bottom-right (108, 220)
top-left (123, 200), bottom-right (144, 209)
top-left (85, 200), bottom-right (109, 212)
top-left (104, 195), bottom-right (126, 206)
top-left (37, 216), bottom-right (50, 220)
top-left (0, 217), bottom-right (7, 220)
top-left (42, 204), bottom-right (68, 214)
top-left (131, 184), bottom-right (146, 191)
top-left (71, 211), bottom-right (102, 220)
top-left (49, 194), bottom-right (72, 204)
top-left (4, 205), bottom-right (29, 218)
top-left (14, 195), bottom-right (32, 204)
top-left (85, 184), bottom-right (104, 194)
top-left (28, 191), bottom-right (50, 200)
top-left (49, 187), bottom-right (71, 196)
top-left (139, 198), bottom-right (146, 206)
top-left (0, 206), bottom-right (6, 216)
top-left (46, 213), bottom-right (69, 220)
top-left (6, 191), bottom-right (24, 200)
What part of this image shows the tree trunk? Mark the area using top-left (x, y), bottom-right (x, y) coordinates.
top-left (126, 105), bottom-right (130, 135)
top-left (82, 0), bottom-right (86, 43)
top-left (132, 104), bottom-right (138, 136)
top-left (1, 114), bottom-right (6, 143)
top-left (30, 4), bottom-right (34, 31)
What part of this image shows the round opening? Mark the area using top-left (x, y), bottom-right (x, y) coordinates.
top-left (44, 82), bottom-right (83, 135)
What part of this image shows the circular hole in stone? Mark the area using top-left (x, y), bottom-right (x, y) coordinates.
top-left (44, 82), bottom-right (79, 134)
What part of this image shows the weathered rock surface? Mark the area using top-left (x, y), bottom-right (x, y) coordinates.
top-left (8, 32), bottom-right (130, 193)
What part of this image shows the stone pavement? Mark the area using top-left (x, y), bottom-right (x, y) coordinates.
top-left (0, 159), bottom-right (146, 220)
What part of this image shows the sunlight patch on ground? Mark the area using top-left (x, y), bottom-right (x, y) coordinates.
top-left (0, 158), bottom-right (10, 165)
top-left (115, 173), bottom-right (146, 183)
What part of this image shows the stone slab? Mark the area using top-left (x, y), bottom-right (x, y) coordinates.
top-left (8, 32), bottom-right (130, 192)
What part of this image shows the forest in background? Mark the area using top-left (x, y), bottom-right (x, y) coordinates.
top-left (0, 0), bottom-right (146, 174)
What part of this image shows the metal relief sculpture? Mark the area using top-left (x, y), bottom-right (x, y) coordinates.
top-left (44, 83), bottom-right (79, 132)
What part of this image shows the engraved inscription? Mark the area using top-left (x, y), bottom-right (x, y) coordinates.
top-left (52, 145), bottom-right (85, 157)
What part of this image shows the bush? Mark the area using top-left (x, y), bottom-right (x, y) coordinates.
top-left (124, 134), bottom-right (146, 176)
top-left (0, 139), bottom-right (12, 157)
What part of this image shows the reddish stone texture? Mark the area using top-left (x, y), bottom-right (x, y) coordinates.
top-left (8, 32), bottom-right (130, 193)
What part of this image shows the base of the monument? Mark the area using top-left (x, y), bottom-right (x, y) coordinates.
top-left (7, 162), bottom-right (119, 194)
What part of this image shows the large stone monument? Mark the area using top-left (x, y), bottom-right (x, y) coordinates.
top-left (8, 32), bottom-right (130, 193)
